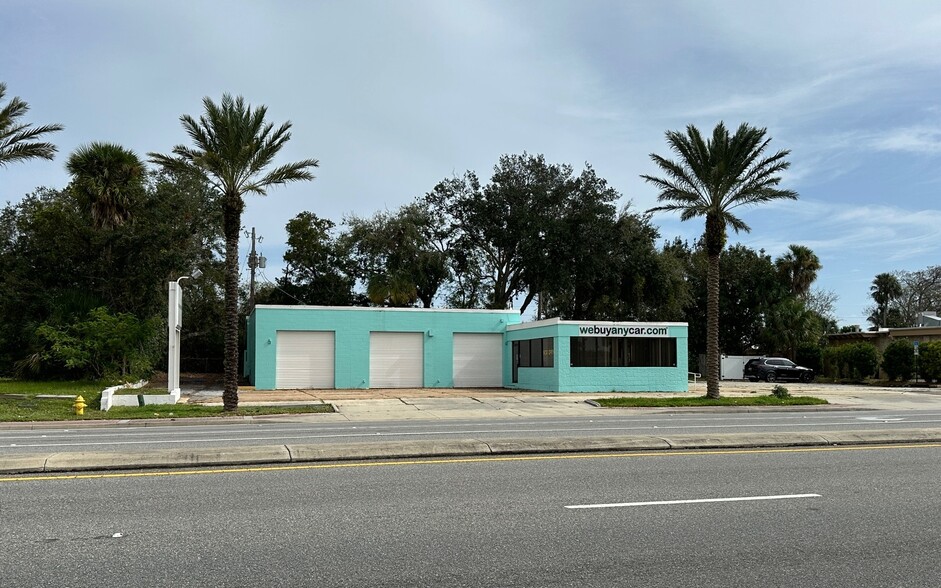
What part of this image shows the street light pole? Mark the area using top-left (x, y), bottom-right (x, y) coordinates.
top-left (168, 269), bottom-right (202, 398)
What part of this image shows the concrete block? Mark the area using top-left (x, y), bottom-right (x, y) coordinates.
top-left (486, 435), bottom-right (672, 454)
top-left (43, 445), bottom-right (291, 472)
top-left (287, 439), bottom-right (492, 462)
top-left (0, 454), bottom-right (49, 474)
top-left (658, 432), bottom-right (830, 449)
top-left (820, 428), bottom-right (941, 445)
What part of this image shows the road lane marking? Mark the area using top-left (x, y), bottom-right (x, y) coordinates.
top-left (565, 493), bottom-right (821, 509)
top-left (1, 443), bottom-right (939, 483)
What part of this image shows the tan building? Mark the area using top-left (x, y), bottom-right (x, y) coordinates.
top-left (827, 323), bottom-right (941, 378)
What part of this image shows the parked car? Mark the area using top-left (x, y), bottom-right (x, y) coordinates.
top-left (743, 357), bottom-right (814, 383)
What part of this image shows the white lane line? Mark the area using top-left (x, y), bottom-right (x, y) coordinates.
top-left (565, 493), bottom-right (822, 509)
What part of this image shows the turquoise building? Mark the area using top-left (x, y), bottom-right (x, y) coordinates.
top-left (244, 305), bottom-right (688, 393)
top-left (504, 318), bottom-right (688, 392)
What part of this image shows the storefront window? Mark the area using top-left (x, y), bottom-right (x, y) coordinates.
top-left (570, 337), bottom-right (676, 367)
top-left (513, 337), bottom-right (554, 368)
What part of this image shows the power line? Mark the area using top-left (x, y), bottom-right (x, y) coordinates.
top-left (257, 268), bottom-right (308, 306)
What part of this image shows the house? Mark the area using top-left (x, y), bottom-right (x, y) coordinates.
top-left (917, 311), bottom-right (941, 327)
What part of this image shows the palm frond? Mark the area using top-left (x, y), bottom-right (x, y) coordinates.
top-left (643, 121), bottom-right (796, 233)
top-left (0, 84), bottom-right (64, 167)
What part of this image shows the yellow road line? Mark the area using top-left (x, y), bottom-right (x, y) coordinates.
top-left (2, 443), bottom-right (939, 483)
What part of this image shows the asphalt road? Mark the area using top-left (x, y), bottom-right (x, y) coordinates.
top-left (1, 443), bottom-right (939, 587)
top-left (3, 409), bottom-right (941, 454)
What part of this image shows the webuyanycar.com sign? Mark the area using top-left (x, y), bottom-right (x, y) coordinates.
top-left (577, 325), bottom-right (670, 337)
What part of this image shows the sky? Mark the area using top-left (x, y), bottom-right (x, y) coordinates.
top-left (2, 0), bottom-right (940, 327)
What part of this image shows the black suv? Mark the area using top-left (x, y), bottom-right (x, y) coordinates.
top-left (743, 357), bottom-right (814, 383)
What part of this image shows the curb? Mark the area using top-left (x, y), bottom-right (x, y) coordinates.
top-left (2, 428), bottom-right (940, 475)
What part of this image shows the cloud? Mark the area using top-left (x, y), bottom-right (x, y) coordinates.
top-left (868, 125), bottom-right (941, 155)
top-left (743, 199), bottom-right (941, 263)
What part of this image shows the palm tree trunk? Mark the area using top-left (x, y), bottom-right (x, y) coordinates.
top-left (704, 213), bottom-right (725, 399)
top-left (222, 199), bottom-right (241, 411)
top-left (706, 250), bottom-right (721, 398)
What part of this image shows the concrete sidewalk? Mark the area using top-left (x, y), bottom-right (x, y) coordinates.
top-left (2, 381), bottom-right (940, 475)
top-left (184, 379), bottom-right (941, 420)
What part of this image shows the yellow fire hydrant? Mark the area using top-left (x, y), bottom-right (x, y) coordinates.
top-left (73, 395), bottom-right (86, 416)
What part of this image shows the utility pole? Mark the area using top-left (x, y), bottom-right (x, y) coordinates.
top-left (247, 227), bottom-right (265, 310)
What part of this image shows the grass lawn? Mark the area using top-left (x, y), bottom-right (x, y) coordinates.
top-left (593, 395), bottom-right (828, 408)
top-left (0, 379), bottom-right (105, 396)
top-left (0, 379), bottom-right (334, 422)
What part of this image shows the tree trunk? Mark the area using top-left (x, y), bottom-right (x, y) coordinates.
top-left (222, 198), bottom-right (242, 411)
top-left (706, 250), bottom-right (721, 398)
top-left (519, 288), bottom-right (537, 315)
top-left (705, 213), bottom-right (725, 399)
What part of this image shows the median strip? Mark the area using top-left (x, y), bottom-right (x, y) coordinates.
top-left (2, 428), bottom-right (941, 476)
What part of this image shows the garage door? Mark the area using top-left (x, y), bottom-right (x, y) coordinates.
top-left (453, 333), bottom-right (503, 387)
top-left (276, 331), bottom-right (335, 389)
top-left (369, 332), bottom-right (423, 388)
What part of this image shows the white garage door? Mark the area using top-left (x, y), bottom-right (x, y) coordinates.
top-left (370, 332), bottom-right (423, 388)
top-left (453, 333), bottom-right (503, 388)
top-left (276, 331), bottom-right (335, 389)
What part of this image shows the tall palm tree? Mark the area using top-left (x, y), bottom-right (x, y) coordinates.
top-left (643, 122), bottom-right (797, 398)
top-left (766, 297), bottom-right (818, 359)
top-left (0, 82), bottom-right (64, 167)
top-left (776, 244), bottom-right (821, 299)
top-left (66, 142), bottom-right (145, 229)
top-left (149, 94), bottom-right (318, 411)
top-left (870, 272), bottom-right (902, 328)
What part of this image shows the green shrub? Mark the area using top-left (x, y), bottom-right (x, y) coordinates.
top-left (771, 384), bottom-right (790, 399)
top-left (845, 342), bottom-right (879, 379)
top-left (822, 342), bottom-right (879, 380)
top-left (35, 307), bottom-right (159, 381)
top-left (821, 346), bottom-right (841, 378)
top-left (918, 341), bottom-right (941, 384)
top-left (882, 340), bottom-right (914, 381)
top-left (796, 343), bottom-right (823, 374)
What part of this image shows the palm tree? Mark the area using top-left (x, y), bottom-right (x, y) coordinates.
top-left (776, 244), bottom-right (821, 299)
top-left (870, 272), bottom-right (902, 328)
top-left (643, 122), bottom-right (797, 398)
top-left (149, 94), bottom-right (318, 411)
top-left (766, 297), bottom-right (818, 359)
top-left (66, 142), bottom-right (145, 229)
top-left (366, 272), bottom-right (419, 307)
top-left (0, 82), bottom-right (64, 167)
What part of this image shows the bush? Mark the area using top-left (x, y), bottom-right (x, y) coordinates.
top-left (796, 343), bottom-right (823, 374)
top-left (771, 385), bottom-right (790, 399)
top-left (34, 307), bottom-right (159, 381)
top-left (822, 342), bottom-right (879, 380)
top-left (918, 341), bottom-right (941, 384)
top-left (882, 340), bottom-right (914, 381)
top-left (844, 343), bottom-right (879, 379)
top-left (821, 346), bottom-right (840, 378)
